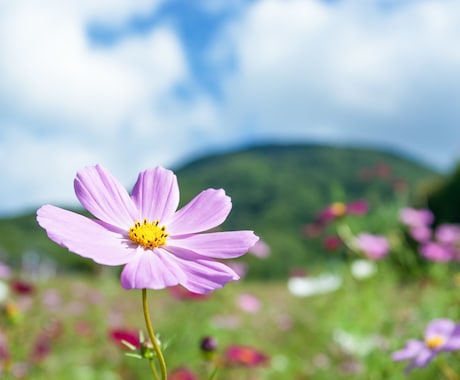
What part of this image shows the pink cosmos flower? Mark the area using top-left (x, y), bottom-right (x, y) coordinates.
top-left (37, 165), bottom-right (258, 294)
top-left (224, 345), bottom-right (269, 367)
top-left (399, 207), bottom-right (433, 228)
top-left (236, 293), bottom-right (261, 314)
top-left (435, 224), bottom-right (460, 246)
top-left (392, 319), bottom-right (460, 373)
top-left (420, 242), bottom-right (454, 262)
top-left (354, 233), bottom-right (389, 260)
top-left (248, 239), bottom-right (270, 258)
top-left (409, 226), bottom-right (432, 243)
top-left (315, 199), bottom-right (368, 225)
top-left (169, 367), bottom-right (198, 380)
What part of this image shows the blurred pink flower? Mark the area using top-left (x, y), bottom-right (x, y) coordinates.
top-left (435, 224), bottom-right (460, 246)
top-left (355, 233), bottom-right (389, 260)
top-left (409, 226), bottom-right (432, 243)
top-left (316, 200), bottom-right (368, 225)
top-left (236, 293), bottom-right (261, 314)
top-left (224, 345), bottom-right (269, 367)
top-left (420, 242), bottom-right (454, 262)
top-left (41, 289), bottom-right (62, 309)
top-left (399, 208), bottom-right (433, 228)
top-left (37, 165), bottom-right (258, 294)
top-left (346, 199), bottom-right (369, 215)
top-left (248, 239), bottom-right (270, 258)
top-left (322, 235), bottom-right (342, 252)
top-left (0, 263), bottom-right (11, 280)
top-left (169, 367), bottom-right (198, 380)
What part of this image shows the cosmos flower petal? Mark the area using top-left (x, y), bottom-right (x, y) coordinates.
top-left (120, 249), bottom-right (186, 290)
top-left (168, 231), bottom-right (259, 259)
top-left (37, 205), bottom-right (134, 265)
top-left (391, 340), bottom-right (424, 361)
top-left (425, 319), bottom-right (456, 338)
top-left (168, 252), bottom-right (239, 294)
top-left (131, 167), bottom-right (180, 221)
top-left (167, 189), bottom-right (231, 235)
top-left (74, 165), bottom-right (138, 229)
top-left (411, 348), bottom-right (434, 368)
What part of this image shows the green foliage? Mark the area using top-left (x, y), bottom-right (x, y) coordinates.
top-left (0, 143), bottom-right (439, 278)
top-left (175, 143), bottom-right (439, 278)
top-left (424, 161), bottom-right (460, 225)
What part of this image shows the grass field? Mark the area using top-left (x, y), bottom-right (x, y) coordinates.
top-left (2, 261), bottom-right (459, 380)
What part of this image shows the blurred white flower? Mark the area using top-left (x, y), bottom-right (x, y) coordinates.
top-left (333, 329), bottom-right (380, 356)
top-left (350, 259), bottom-right (377, 280)
top-left (0, 281), bottom-right (9, 304)
top-left (287, 273), bottom-right (342, 297)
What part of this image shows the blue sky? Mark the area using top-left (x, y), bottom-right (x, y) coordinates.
top-left (1, 0), bottom-right (460, 216)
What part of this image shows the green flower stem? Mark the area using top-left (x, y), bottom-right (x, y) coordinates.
top-left (148, 359), bottom-right (160, 380)
top-left (208, 365), bottom-right (219, 380)
top-left (439, 358), bottom-right (459, 380)
top-left (142, 288), bottom-right (168, 380)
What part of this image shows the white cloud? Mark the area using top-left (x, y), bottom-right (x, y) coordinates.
top-left (0, 0), bottom-right (221, 215)
top-left (212, 0), bottom-right (460, 168)
top-left (1, 0), bottom-right (460, 215)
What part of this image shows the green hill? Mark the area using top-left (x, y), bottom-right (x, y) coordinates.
top-left (0, 143), bottom-right (440, 278)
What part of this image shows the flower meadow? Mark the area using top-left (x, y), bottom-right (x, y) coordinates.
top-left (1, 163), bottom-right (460, 379)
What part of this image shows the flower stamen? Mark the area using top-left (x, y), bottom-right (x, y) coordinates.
top-left (425, 335), bottom-right (445, 349)
top-left (129, 219), bottom-right (169, 249)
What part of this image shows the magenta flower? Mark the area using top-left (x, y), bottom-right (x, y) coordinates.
top-left (409, 225), bottom-right (432, 243)
top-left (420, 242), bottom-right (454, 262)
top-left (315, 199), bottom-right (368, 225)
top-left (399, 207), bottom-right (433, 228)
top-left (236, 293), bottom-right (261, 314)
top-left (37, 165), bottom-right (258, 294)
top-left (224, 344), bottom-right (269, 367)
top-left (354, 233), bottom-right (389, 260)
top-left (248, 239), bottom-right (270, 258)
top-left (435, 224), bottom-right (460, 246)
top-left (392, 319), bottom-right (460, 373)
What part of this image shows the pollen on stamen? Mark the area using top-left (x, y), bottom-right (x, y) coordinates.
top-left (425, 335), bottom-right (445, 350)
top-left (128, 219), bottom-right (169, 249)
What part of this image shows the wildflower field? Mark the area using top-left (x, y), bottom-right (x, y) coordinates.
top-left (2, 262), bottom-right (460, 380)
top-left (2, 154), bottom-right (460, 379)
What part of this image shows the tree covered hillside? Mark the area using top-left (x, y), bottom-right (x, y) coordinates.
top-left (0, 143), bottom-right (439, 279)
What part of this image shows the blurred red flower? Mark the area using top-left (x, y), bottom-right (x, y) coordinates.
top-left (109, 328), bottom-right (140, 350)
top-left (169, 366), bottom-right (198, 380)
top-left (10, 279), bottom-right (34, 295)
top-left (224, 345), bottom-right (269, 367)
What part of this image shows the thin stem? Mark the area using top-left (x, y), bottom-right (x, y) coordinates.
top-left (439, 358), bottom-right (460, 380)
top-left (142, 288), bottom-right (168, 380)
top-left (208, 365), bottom-right (219, 380)
top-left (149, 359), bottom-right (161, 380)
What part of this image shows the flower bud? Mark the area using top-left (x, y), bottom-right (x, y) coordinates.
top-left (200, 336), bottom-right (218, 361)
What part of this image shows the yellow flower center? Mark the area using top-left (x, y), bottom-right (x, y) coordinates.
top-left (331, 202), bottom-right (347, 217)
top-left (425, 335), bottom-right (445, 349)
top-left (128, 219), bottom-right (169, 249)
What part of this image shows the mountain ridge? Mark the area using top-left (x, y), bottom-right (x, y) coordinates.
top-left (0, 142), bottom-right (440, 278)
